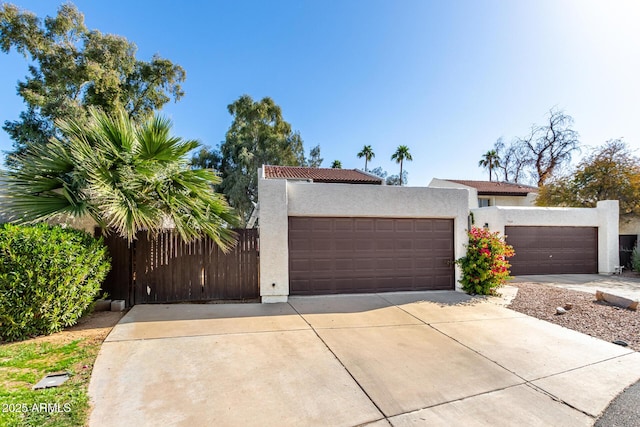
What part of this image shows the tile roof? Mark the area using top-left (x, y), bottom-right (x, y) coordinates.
top-left (263, 165), bottom-right (383, 184)
top-left (447, 180), bottom-right (538, 196)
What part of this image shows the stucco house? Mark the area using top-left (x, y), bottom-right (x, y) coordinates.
top-left (428, 178), bottom-right (539, 208)
top-left (258, 166), bottom-right (619, 302)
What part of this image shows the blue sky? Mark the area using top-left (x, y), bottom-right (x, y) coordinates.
top-left (1, 1), bottom-right (639, 185)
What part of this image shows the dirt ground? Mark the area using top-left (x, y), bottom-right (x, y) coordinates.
top-left (508, 282), bottom-right (640, 351)
top-left (28, 310), bottom-right (126, 346)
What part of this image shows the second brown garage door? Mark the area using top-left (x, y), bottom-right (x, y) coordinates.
top-left (288, 217), bottom-right (455, 295)
top-left (505, 226), bottom-right (598, 275)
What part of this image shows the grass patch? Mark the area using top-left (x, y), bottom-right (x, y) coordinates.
top-left (0, 337), bottom-right (102, 426)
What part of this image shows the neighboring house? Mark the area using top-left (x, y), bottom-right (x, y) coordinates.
top-left (258, 165), bottom-right (618, 302)
top-left (262, 165), bottom-right (384, 185)
top-left (429, 179), bottom-right (638, 268)
top-left (428, 178), bottom-right (538, 208)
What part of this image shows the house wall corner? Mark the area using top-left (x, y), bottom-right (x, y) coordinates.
top-left (258, 176), bottom-right (290, 302)
top-left (597, 200), bottom-right (619, 274)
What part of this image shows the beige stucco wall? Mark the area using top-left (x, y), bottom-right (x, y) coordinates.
top-left (259, 171), bottom-right (471, 302)
top-left (485, 194), bottom-right (537, 207)
top-left (428, 178), bottom-right (478, 208)
top-left (471, 200), bottom-right (619, 274)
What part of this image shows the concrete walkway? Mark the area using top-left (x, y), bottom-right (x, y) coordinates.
top-left (512, 274), bottom-right (640, 301)
top-left (89, 292), bottom-right (640, 427)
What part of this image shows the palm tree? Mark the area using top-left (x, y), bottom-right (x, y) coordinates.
top-left (0, 107), bottom-right (239, 249)
top-left (331, 160), bottom-right (342, 169)
top-left (391, 145), bottom-right (413, 186)
top-left (357, 145), bottom-right (375, 171)
top-left (479, 150), bottom-right (501, 182)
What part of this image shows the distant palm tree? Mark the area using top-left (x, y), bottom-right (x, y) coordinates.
top-left (391, 145), bottom-right (413, 186)
top-left (1, 107), bottom-right (238, 249)
top-left (479, 150), bottom-right (501, 181)
top-left (331, 160), bottom-right (342, 169)
top-left (357, 145), bottom-right (375, 171)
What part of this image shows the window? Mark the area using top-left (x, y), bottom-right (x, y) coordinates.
top-left (478, 198), bottom-right (491, 207)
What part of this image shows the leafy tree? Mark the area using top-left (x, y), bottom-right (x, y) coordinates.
top-left (0, 108), bottom-right (238, 248)
top-left (391, 145), bottom-right (413, 186)
top-left (478, 149), bottom-right (501, 181)
top-left (306, 144), bottom-right (323, 167)
top-left (357, 145), bottom-right (375, 171)
top-left (369, 166), bottom-right (387, 179)
top-left (191, 145), bottom-right (222, 170)
top-left (0, 3), bottom-right (186, 161)
top-left (385, 171), bottom-right (408, 186)
top-left (218, 95), bottom-right (305, 223)
top-left (537, 139), bottom-right (640, 218)
top-left (331, 160), bottom-right (342, 168)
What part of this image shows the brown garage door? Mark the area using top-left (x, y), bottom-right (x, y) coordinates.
top-left (288, 217), bottom-right (455, 295)
top-left (505, 226), bottom-right (598, 275)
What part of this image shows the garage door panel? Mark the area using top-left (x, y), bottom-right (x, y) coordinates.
top-left (312, 259), bottom-right (334, 272)
top-left (289, 217), bottom-right (455, 294)
top-left (415, 240), bottom-right (433, 250)
top-left (376, 219), bottom-right (394, 231)
top-left (376, 258), bottom-right (395, 271)
top-left (334, 219), bottom-right (354, 231)
top-left (432, 238), bottom-right (453, 250)
top-left (394, 258), bottom-right (413, 270)
top-left (335, 259), bottom-right (354, 271)
top-left (395, 239), bottom-right (414, 250)
top-left (310, 219), bottom-right (332, 231)
top-left (433, 220), bottom-right (453, 232)
top-left (311, 240), bottom-right (332, 251)
top-left (355, 259), bottom-right (375, 271)
top-left (376, 240), bottom-right (395, 251)
top-left (415, 221), bottom-right (434, 232)
top-left (313, 279), bottom-right (335, 292)
top-left (506, 226), bottom-right (597, 275)
top-left (395, 220), bottom-right (414, 232)
top-left (355, 219), bottom-right (374, 231)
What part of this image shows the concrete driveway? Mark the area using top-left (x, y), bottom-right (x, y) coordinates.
top-left (89, 292), bottom-right (640, 427)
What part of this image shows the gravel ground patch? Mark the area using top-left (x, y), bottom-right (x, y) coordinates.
top-left (507, 282), bottom-right (640, 351)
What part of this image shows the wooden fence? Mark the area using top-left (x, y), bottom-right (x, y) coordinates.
top-left (99, 229), bottom-right (259, 305)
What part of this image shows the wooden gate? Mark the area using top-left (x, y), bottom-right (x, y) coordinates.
top-left (99, 229), bottom-right (259, 305)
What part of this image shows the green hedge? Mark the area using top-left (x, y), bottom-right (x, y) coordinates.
top-left (0, 224), bottom-right (111, 342)
top-left (632, 246), bottom-right (640, 272)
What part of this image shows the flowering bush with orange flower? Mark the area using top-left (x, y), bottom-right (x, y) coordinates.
top-left (456, 227), bottom-right (515, 295)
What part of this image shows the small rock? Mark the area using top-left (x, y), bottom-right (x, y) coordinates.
top-left (563, 303), bottom-right (573, 310)
top-left (556, 307), bottom-right (567, 315)
top-left (612, 340), bottom-right (628, 347)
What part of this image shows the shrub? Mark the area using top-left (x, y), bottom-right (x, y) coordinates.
top-left (0, 224), bottom-right (111, 341)
top-left (632, 246), bottom-right (640, 272)
top-left (456, 227), bottom-right (515, 295)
